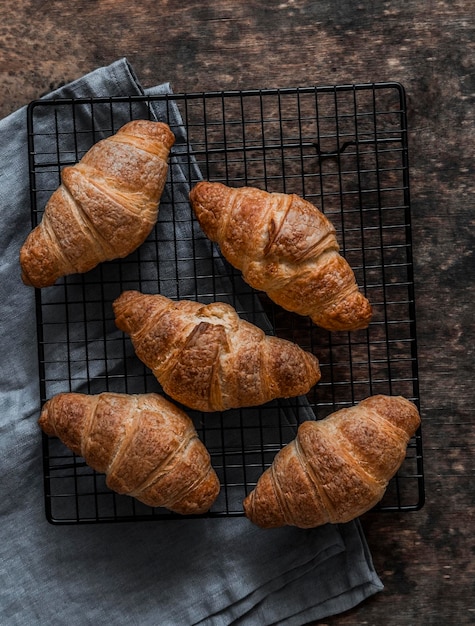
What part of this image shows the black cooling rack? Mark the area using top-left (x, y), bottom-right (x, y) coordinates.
top-left (27, 82), bottom-right (424, 524)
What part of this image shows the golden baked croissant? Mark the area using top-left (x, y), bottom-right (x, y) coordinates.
top-left (113, 290), bottom-right (321, 412)
top-left (243, 395), bottom-right (420, 528)
top-left (20, 120), bottom-right (175, 288)
top-left (189, 182), bottom-right (372, 331)
top-left (38, 391), bottom-right (220, 515)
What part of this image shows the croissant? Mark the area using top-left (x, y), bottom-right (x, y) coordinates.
top-left (189, 182), bottom-right (372, 331)
top-left (243, 395), bottom-right (420, 528)
top-left (20, 120), bottom-right (175, 288)
top-left (113, 290), bottom-right (321, 412)
top-left (38, 392), bottom-right (220, 515)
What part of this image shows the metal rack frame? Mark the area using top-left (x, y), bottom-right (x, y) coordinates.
top-left (27, 82), bottom-right (424, 524)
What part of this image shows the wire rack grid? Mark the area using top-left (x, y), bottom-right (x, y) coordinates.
top-left (27, 82), bottom-right (424, 524)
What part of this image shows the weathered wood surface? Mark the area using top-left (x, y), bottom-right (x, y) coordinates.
top-left (1, 1), bottom-right (473, 623)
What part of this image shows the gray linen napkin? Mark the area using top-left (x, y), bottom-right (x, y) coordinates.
top-left (0, 58), bottom-right (383, 625)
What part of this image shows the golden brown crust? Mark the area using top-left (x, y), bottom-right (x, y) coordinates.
top-left (20, 120), bottom-right (175, 288)
top-left (38, 392), bottom-right (220, 515)
top-left (243, 395), bottom-right (421, 528)
top-left (113, 290), bottom-right (321, 412)
top-left (189, 182), bottom-right (372, 331)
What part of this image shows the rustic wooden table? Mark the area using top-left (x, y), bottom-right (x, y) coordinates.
top-left (2, 1), bottom-right (473, 624)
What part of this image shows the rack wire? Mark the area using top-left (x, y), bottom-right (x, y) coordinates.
top-left (27, 82), bottom-right (424, 524)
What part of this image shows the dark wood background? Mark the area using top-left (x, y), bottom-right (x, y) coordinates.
top-left (1, 1), bottom-right (473, 624)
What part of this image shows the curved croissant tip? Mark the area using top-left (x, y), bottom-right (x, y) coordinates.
top-left (189, 180), bottom-right (226, 201)
top-left (19, 231), bottom-right (62, 289)
top-left (189, 182), bottom-right (229, 240)
top-left (38, 399), bottom-right (54, 434)
top-left (360, 394), bottom-right (421, 437)
top-left (113, 289), bottom-right (141, 305)
top-left (116, 120), bottom-right (176, 153)
top-left (113, 290), bottom-right (172, 336)
top-left (189, 180), bottom-right (208, 201)
top-left (112, 290), bottom-right (142, 320)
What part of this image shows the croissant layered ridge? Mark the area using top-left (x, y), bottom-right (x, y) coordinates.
top-left (113, 290), bottom-right (321, 412)
top-left (38, 392), bottom-right (220, 515)
top-left (189, 182), bottom-right (372, 331)
top-left (243, 395), bottom-right (421, 528)
top-left (20, 120), bottom-right (175, 288)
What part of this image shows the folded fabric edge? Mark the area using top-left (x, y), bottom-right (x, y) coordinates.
top-left (270, 578), bottom-right (384, 626)
top-left (192, 529), bottom-right (346, 626)
top-left (225, 521), bottom-right (384, 626)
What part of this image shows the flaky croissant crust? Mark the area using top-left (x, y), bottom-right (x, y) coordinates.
top-left (243, 395), bottom-right (421, 528)
top-left (20, 120), bottom-right (175, 288)
top-left (39, 392), bottom-right (220, 515)
top-left (189, 182), bottom-right (372, 331)
top-left (113, 290), bottom-right (321, 412)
